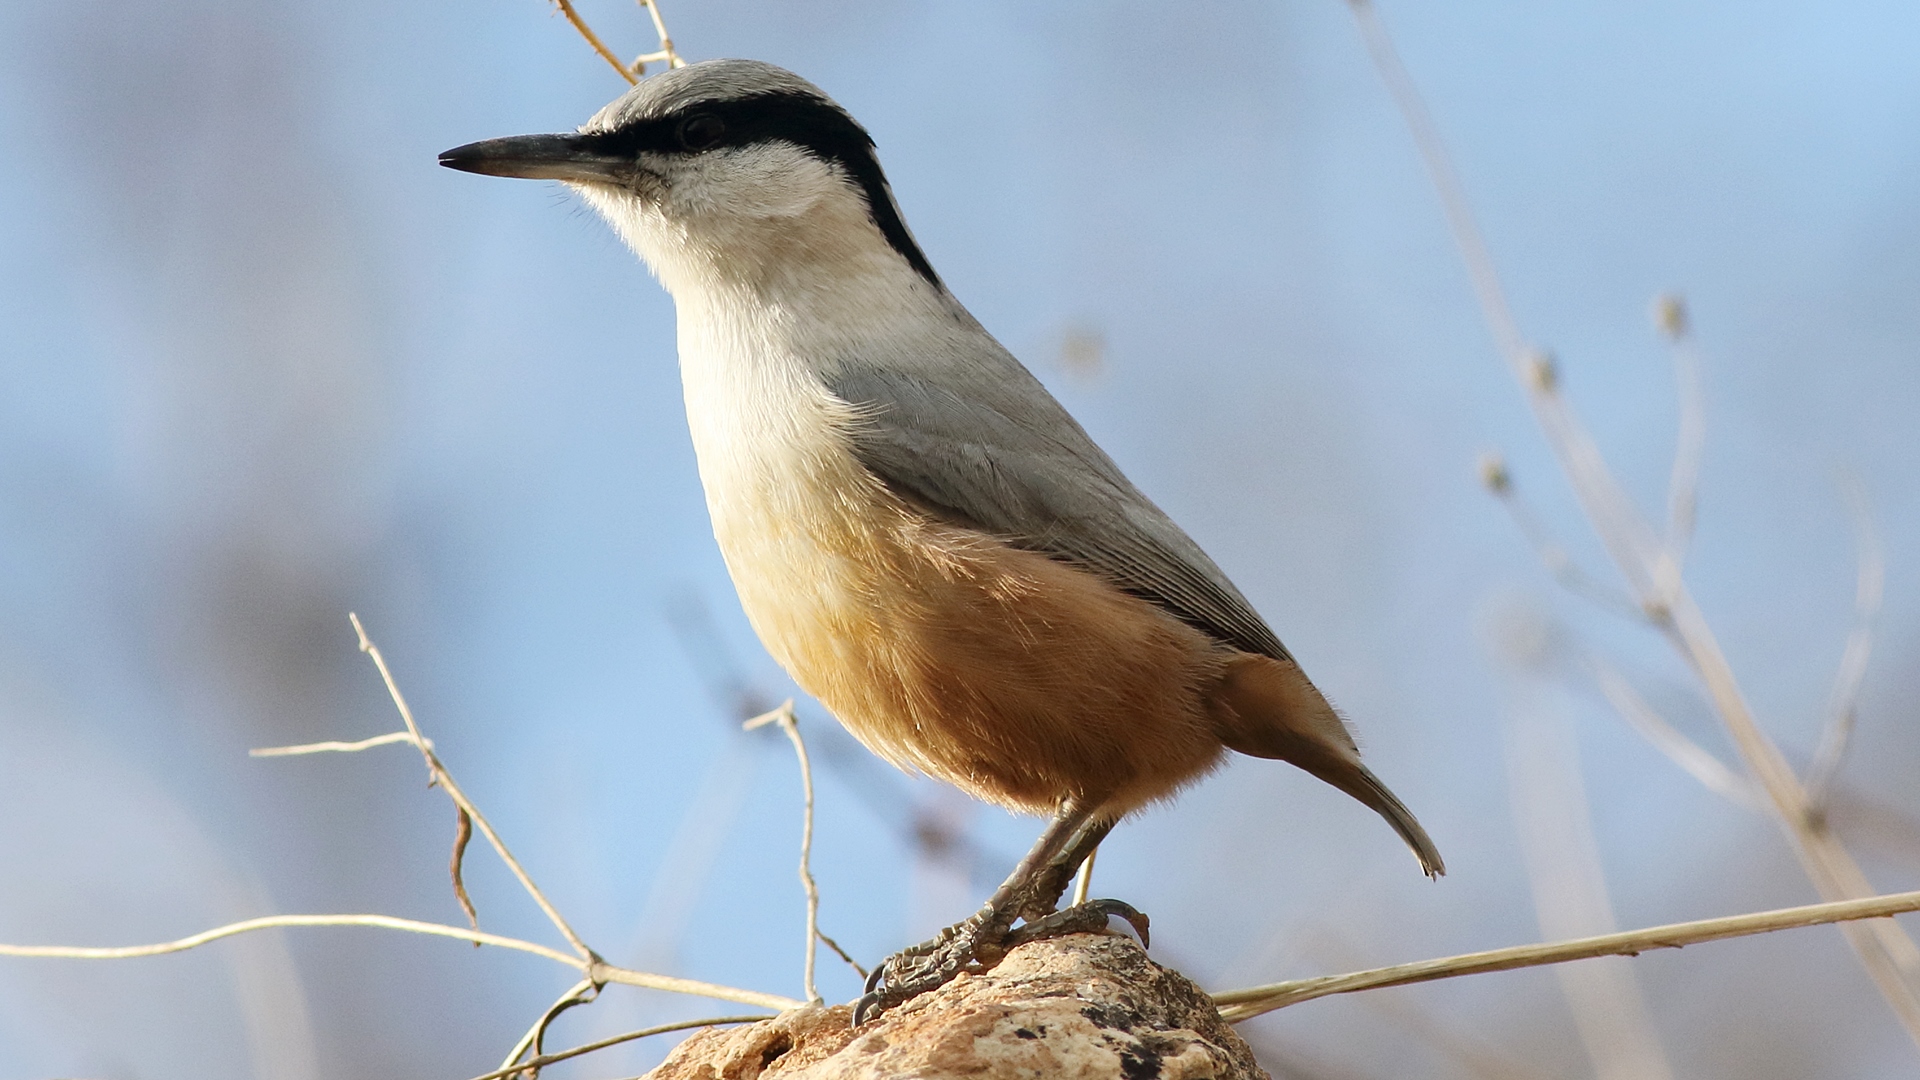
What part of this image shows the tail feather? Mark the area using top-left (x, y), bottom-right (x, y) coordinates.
top-left (1210, 653), bottom-right (1445, 878)
top-left (1327, 763), bottom-right (1445, 879)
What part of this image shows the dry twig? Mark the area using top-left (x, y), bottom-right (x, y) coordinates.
top-left (1808, 472), bottom-right (1884, 811)
top-left (1346, 0), bottom-right (1920, 1041)
top-left (1586, 654), bottom-right (1761, 810)
top-left (631, 0), bottom-right (686, 75)
top-left (347, 612), bottom-right (594, 961)
top-left (746, 700), bottom-right (825, 1004)
top-left (247, 731), bottom-right (424, 756)
top-left (817, 928), bottom-right (868, 981)
top-left (452, 806), bottom-right (479, 932)
top-left (1478, 455), bottom-right (1647, 622)
top-left (1654, 294), bottom-right (1705, 579)
top-left (497, 978), bottom-right (598, 1078)
top-left (468, 1014), bottom-right (771, 1080)
top-left (1294, 933), bottom-right (1559, 1080)
top-left (5, 615), bottom-right (807, 1017)
top-left (1072, 846), bottom-right (1099, 907)
top-left (550, 0), bottom-right (685, 86)
top-left (1215, 887), bottom-right (1920, 1022)
top-left (552, 0), bottom-right (637, 84)
top-left (0, 912), bottom-right (575, 964)
top-left (0, 910), bottom-right (801, 1010)
top-left (1504, 679), bottom-right (1674, 1080)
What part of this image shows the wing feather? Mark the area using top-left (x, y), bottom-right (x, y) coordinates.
top-left (826, 361), bottom-right (1291, 663)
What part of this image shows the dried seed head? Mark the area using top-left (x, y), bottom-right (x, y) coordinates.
top-left (1479, 452), bottom-right (1512, 495)
top-left (1653, 294), bottom-right (1688, 340)
top-left (1525, 349), bottom-right (1559, 392)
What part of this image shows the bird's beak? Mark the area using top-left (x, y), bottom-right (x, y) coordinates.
top-left (438, 133), bottom-right (627, 183)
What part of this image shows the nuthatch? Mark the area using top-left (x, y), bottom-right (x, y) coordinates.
top-left (441, 58), bottom-right (1442, 1020)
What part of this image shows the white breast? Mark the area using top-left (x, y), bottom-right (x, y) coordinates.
top-left (573, 156), bottom-right (974, 695)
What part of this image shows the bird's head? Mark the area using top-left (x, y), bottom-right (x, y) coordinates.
top-left (441, 59), bottom-right (941, 297)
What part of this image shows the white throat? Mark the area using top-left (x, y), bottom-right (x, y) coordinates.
top-left (571, 156), bottom-right (973, 557)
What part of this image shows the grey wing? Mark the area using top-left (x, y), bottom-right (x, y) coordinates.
top-left (826, 361), bottom-right (1292, 663)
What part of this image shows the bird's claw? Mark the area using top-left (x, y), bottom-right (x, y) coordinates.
top-left (1003, 898), bottom-right (1149, 950)
top-left (852, 899), bottom-right (1149, 1025)
top-left (854, 908), bottom-right (998, 1025)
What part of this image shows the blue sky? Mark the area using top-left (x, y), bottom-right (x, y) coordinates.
top-left (2, 1), bottom-right (1918, 1076)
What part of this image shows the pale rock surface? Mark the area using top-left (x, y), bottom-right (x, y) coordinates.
top-left (644, 933), bottom-right (1267, 1080)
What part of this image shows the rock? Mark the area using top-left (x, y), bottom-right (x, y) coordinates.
top-left (644, 933), bottom-right (1267, 1080)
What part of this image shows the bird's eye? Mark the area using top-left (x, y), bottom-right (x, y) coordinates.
top-left (676, 113), bottom-right (727, 151)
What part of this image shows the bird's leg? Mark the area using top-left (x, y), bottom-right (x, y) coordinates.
top-left (1016, 814), bottom-right (1117, 921)
top-left (854, 801), bottom-right (1148, 1023)
top-left (999, 813), bottom-right (1147, 950)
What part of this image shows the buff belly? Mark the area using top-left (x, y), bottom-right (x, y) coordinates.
top-left (706, 458), bottom-right (1232, 817)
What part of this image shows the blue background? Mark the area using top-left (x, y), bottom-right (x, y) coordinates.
top-left (2, 1), bottom-right (1918, 1076)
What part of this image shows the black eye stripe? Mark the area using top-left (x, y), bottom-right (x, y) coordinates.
top-left (676, 113), bottom-right (727, 150)
top-left (584, 91), bottom-right (942, 290)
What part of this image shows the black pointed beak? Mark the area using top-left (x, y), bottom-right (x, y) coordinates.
top-left (438, 133), bottom-right (626, 182)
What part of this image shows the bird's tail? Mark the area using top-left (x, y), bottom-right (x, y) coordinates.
top-left (1321, 761), bottom-right (1445, 879)
top-left (1211, 653), bottom-right (1445, 878)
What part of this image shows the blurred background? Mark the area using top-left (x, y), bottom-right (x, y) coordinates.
top-left (2, 0), bottom-right (1918, 1076)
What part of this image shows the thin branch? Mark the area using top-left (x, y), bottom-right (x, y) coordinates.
top-left (1504, 678), bottom-right (1674, 1080)
top-left (0, 912), bottom-right (804, 1010)
top-left (547, 0), bottom-right (684, 84)
top-left (348, 613), bottom-right (594, 960)
top-left (817, 928), bottom-right (868, 981)
top-left (467, 1015), bottom-right (771, 1080)
top-left (1072, 846), bottom-right (1098, 907)
top-left (1808, 473), bottom-right (1884, 810)
top-left (1587, 654), bottom-right (1763, 810)
top-left (632, 0), bottom-right (686, 74)
top-left (746, 701), bottom-right (823, 1004)
top-left (1214, 888), bottom-right (1920, 1022)
top-left (249, 731), bottom-right (423, 756)
top-left (1479, 454), bottom-right (1648, 623)
top-left (1348, 0), bottom-right (1920, 1041)
top-left (1351, 0), bottom-right (1659, 590)
top-left (667, 592), bottom-right (1005, 885)
top-left (0, 913), bottom-right (580, 965)
top-left (298, 617), bottom-right (804, 1009)
top-left (1655, 294), bottom-right (1705, 581)
top-left (1295, 933), bottom-right (1560, 1080)
top-left (590, 964), bottom-right (801, 1010)
top-left (497, 979), bottom-right (596, 1077)
top-left (551, 0), bottom-right (638, 84)
top-left (452, 807), bottom-right (479, 932)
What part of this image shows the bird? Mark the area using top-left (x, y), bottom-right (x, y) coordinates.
top-left (440, 57), bottom-right (1442, 1021)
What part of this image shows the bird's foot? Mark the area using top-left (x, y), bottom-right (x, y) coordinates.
top-left (1004, 898), bottom-right (1149, 951)
top-left (853, 905), bottom-right (1004, 1025)
top-left (852, 899), bottom-right (1150, 1025)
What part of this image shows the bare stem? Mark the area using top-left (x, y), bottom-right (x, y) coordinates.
top-left (817, 928), bottom-right (868, 980)
top-left (632, 0), bottom-right (686, 73)
top-left (348, 614), bottom-right (594, 961)
top-left (1215, 888), bottom-right (1920, 1022)
top-left (1808, 473), bottom-right (1884, 809)
top-left (1072, 846), bottom-right (1098, 907)
top-left (0, 912), bottom-right (804, 1010)
top-left (497, 978), bottom-right (596, 1076)
top-left (0, 913), bottom-right (576, 964)
top-left (1504, 680), bottom-right (1674, 1080)
top-left (467, 1015), bottom-right (771, 1080)
top-left (1481, 460), bottom-right (1648, 621)
top-left (747, 701), bottom-right (823, 1004)
top-left (1587, 654), bottom-right (1762, 810)
top-left (551, 0), bottom-right (639, 84)
top-left (1657, 293), bottom-right (1706, 580)
top-left (1346, 0), bottom-right (1920, 1042)
top-left (249, 731), bottom-right (424, 756)
top-left (589, 963), bottom-right (801, 1010)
